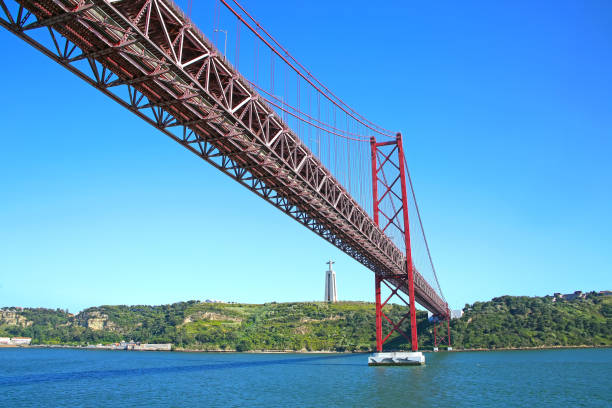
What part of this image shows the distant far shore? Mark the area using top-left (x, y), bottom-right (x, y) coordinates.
top-left (4, 344), bottom-right (610, 354)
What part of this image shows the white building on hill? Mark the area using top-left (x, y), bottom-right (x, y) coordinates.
top-left (9, 337), bottom-right (31, 345)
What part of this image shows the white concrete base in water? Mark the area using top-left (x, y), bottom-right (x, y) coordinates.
top-left (368, 352), bottom-right (425, 366)
top-left (448, 347), bottom-right (453, 351)
top-left (433, 347), bottom-right (439, 352)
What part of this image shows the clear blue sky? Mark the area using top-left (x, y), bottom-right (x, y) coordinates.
top-left (0, 0), bottom-right (610, 312)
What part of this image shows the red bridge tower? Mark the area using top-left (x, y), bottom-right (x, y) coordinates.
top-left (370, 133), bottom-right (419, 352)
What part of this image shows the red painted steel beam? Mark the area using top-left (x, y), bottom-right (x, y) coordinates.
top-left (375, 275), bottom-right (382, 352)
top-left (396, 133), bottom-right (419, 351)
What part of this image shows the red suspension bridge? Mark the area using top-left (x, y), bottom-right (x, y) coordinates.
top-left (0, 0), bottom-right (451, 354)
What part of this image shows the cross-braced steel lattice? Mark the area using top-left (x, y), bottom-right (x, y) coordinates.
top-left (433, 316), bottom-right (451, 350)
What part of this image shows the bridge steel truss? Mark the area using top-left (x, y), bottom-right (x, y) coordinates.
top-left (0, 0), bottom-right (449, 322)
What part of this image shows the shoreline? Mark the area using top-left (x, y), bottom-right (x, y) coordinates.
top-left (8, 344), bottom-right (610, 353)
top-left (446, 344), bottom-right (611, 352)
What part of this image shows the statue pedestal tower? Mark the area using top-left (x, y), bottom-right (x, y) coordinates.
top-left (324, 260), bottom-right (337, 302)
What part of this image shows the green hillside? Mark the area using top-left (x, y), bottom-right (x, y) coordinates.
top-left (451, 292), bottom-right (611, 349)
top-left (1, 292), bottom-right (610, 351)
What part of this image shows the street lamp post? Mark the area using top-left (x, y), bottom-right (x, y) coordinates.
top-left (213, 29), bottom-right (227, 57)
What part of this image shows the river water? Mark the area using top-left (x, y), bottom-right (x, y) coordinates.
top-left (0, 348), bottom-right (610, 407)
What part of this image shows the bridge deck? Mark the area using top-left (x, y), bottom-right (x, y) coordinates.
top-left (2, 0), bottom-right (448, 316)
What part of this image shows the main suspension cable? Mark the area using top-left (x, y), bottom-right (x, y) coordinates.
top-left (227, 0), bottom-right (394, 137)
top-left (219, 0), bottom-right (394, 139)
top-left (404, 155), bottom-right (446, 303)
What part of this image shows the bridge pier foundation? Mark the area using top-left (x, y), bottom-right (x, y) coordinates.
top-left (368, 351), bottom-right (425, 366)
